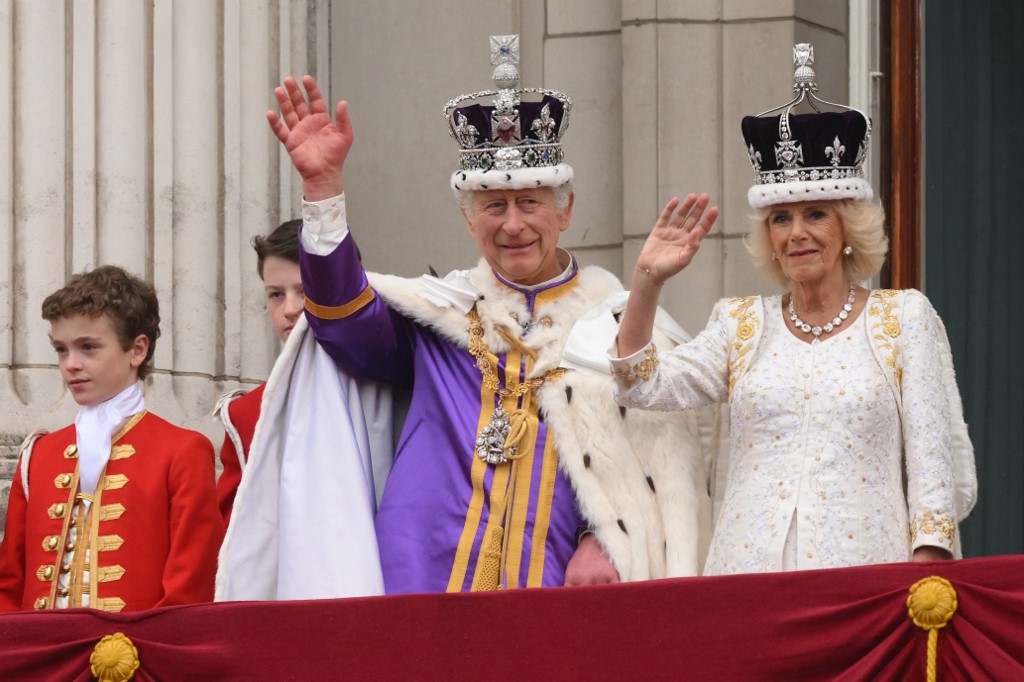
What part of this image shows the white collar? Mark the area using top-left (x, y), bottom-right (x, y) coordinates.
top-left (505, 250), bottom-right (576, 291)
top-left (417, 250), bottom-right (577, 313)
top-left (75, 383), bottom-right (145, 496)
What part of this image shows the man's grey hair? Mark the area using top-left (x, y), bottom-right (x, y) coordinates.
top-left (454, 181), bottom-right (574, 217)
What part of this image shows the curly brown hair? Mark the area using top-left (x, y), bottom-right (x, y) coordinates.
top-left (41, 265), bottom-right (161, 380)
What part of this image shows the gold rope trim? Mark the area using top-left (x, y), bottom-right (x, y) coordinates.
top-left (109, 445), bottom-right (136, 461)
top-left (103, 474), bottom-right (129, 491)
top-left (96, 535), bottom-right (125, 552)
top-left (99, 503), bottom-right (127, 522)
top-left (304, 285), bottom-right (374, 320)
top-left (907, 576), bottom-right (958, 682)
top-left (96, 565), bottom-right (126, 583)
top-left (94, 597), bottom-right (127, 613)
top-left (111, 411), bottom-right (146, 444)
top-left (91, 632), bottom-right (139, 681)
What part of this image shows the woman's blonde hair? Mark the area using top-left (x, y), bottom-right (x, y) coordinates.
top-left (745, 199), bottom-right (889, 285)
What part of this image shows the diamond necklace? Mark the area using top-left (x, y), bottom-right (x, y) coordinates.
top-left (788, 285), bottom-right (856, 345)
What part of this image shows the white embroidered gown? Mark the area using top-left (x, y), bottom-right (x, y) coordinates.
top-left (611, 293), bottom-right (957, 575)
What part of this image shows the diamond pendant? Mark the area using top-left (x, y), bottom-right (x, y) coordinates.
top-left (475, 406), bottom-right (515, 464)
top-left (811, 337), bottom-right (821, 346)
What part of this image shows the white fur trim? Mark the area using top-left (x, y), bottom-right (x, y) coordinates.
top-left (747, 177), bottom-right (873, 208)
top-left (450, 163), bottom-right (574, 191)
top-left (369, 258), bottom-right (711, 580)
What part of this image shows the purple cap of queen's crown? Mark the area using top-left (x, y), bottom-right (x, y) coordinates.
top-left (741, 43), bottom-right (874, 209)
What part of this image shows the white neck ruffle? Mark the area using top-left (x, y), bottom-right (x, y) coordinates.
top-left (74, 383), bottom-right (145, 496)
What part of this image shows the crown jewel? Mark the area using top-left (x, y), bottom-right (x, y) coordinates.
top-left (446, 35), bottom-right (573, 191)
top-left (741, 43), bottom-right (873, 208)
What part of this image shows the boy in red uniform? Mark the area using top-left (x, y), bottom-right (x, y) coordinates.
top-left (215, 220), bottom-right (304, 522)
top-left (0, 265), bottom-right (223, 612)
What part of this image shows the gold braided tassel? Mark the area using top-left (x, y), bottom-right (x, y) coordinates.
top-left (907, 576), bottom-right (958, 682)
top-left (473, 526), bottom-right (505, 591)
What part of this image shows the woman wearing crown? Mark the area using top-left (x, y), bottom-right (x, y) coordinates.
top-left (610, 47), bottom-right (976, 575)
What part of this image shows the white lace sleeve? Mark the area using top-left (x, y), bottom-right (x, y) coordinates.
top-left (609, 303), bottom-right (731, 412)
top-left (901, 291), bottom-right (957, 553)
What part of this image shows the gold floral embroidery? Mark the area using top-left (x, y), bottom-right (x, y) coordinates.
top-left (869, 291), bottom-right (902, 391)
top-left (910, 509), bottom-right (956, 544)
top-left (728, 297), bottom-right (760, 396)
top-left (612, 346), bottom-right (660, 387)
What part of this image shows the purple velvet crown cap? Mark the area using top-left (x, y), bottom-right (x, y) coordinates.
top-left (452, 95), bottom-right (567, 150)
top-left (742, 109), bottom-right (874, 209)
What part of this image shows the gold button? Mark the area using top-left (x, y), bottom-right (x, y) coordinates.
top-left (65, 541), bottom-right (75, 552)
top-left (61, 564), bottom-right (71, 573)
top-left (57, 587), bottom-right (69, 597)
top-left (57, 474), bottom-right (72, 488)
top-left (45, 536), bottom-right (59, 551)
top-left (34, 597), bottom-right (48, 610)
top-left (42, 566), bottom-right (54, 580)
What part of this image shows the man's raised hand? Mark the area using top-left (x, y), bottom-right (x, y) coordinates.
top-left (267, 75), bottom-right (352, 201)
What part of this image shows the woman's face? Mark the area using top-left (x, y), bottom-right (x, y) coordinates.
top-left (766, 201), bottom-right (846, 286)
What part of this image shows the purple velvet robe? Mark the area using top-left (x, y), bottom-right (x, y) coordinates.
top-left (300, 235), bottom-right (584, 594)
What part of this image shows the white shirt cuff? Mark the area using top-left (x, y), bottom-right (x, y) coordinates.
top-left (300, 193), bottom-right (349, 256)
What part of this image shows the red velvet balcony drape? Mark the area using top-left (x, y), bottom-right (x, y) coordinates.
top-left (2, 555), bottom-right (1022, 680)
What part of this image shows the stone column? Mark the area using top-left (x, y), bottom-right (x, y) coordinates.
top-left (0, 0), bottom-right (331, 532)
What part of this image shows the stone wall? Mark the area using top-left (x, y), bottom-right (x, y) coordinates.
top-left (0, 0), bottom-right (852, 533)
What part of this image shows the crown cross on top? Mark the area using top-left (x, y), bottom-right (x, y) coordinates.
top-left (446, 35), bottom-right (573, 188)
top-left (491, 35), bottom-right (519, 68)
top-left (740, 43), bottom-right (874, 209)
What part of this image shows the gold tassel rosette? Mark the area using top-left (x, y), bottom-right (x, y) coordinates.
top-left (906, 576), bottom-right (958, 682)
top-left (90, 632), bottom-right (140, 682)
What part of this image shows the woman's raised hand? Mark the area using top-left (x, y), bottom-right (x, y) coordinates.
top-left (267, 75), bottom-right (352, 201)
top-left (636, 193), bottom-right (719, 288)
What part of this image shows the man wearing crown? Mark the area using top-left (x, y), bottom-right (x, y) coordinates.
top-left (237, 36), bottom-right (715, 594)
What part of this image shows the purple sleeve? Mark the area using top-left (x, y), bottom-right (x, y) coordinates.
top-left (299, 231), bottom-right (415, 386)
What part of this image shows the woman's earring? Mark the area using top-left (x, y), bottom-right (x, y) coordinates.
top-left (771, 252), bottom-right (778, 261)
top-left (843, 245), bottom-right (853, 256)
